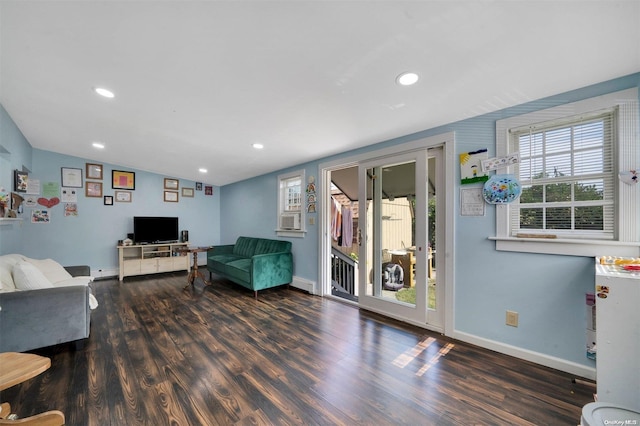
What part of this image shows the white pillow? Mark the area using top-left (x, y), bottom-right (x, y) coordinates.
top-left (0, 259), bottom-right (16, 292)
top-left (12, 261), bottom-right (54, 290)
top-left (24, 258), bottom-right (73, 284)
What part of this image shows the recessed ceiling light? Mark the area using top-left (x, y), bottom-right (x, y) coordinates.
top-left (94, 87), bottom-right (115, 98)
top-left (92, 142), bottom-right (105, 149)
top-left (199, 168), bottom-right (208, 173)
top-left (396, 72), bottom-right (419, 86)
top-left (252, 143), bottom-right (264, 150)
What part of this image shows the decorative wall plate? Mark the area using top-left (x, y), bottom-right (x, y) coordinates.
top-left (482, 174), bottom-right (522, 204)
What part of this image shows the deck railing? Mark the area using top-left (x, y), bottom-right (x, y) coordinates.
top-left (330, 248), bottom-right (358, 301)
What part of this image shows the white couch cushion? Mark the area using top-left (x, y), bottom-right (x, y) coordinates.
top-left (12, 261), bottom-right (54, 290)
top-left (0, 259), bottom-right (16, 292)
top-left (24, 257), bottom-right (73, 284)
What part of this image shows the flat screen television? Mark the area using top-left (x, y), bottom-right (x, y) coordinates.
top-left (133, 216), bottom-right (179, 244)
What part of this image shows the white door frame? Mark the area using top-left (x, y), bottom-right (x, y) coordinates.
top-left (318, 132), bottom-right (456, 336)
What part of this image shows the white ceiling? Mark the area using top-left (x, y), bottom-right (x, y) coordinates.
top-left (1, 1), bottom-right (639, 187)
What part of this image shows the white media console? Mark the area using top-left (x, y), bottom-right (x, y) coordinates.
top-left (118, 242), bottom-right (189, 281)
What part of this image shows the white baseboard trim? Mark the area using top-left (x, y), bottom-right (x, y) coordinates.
top-left (291, 276), bottom-right (316, 295)
top-left (453, 330), bottom-right (596, 381)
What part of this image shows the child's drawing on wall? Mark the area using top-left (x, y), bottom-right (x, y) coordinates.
top-left (460, 149), bottom-right (489, 185)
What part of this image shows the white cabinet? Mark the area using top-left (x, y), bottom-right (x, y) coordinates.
top-left (118, 242), bottom-right (189, 281)
top-left (595, 259), bottom-right (640, 410)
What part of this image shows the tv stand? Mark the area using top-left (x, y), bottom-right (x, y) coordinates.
top-left (118, 242), bottom-right (189, 281)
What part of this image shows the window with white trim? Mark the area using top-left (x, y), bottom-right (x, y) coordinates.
top-left (277, 169), bottom-right (306, 236)
top-left (511, 109), bottom-right (615, 239)
top-left (494, 88), bottom-right (639, 257)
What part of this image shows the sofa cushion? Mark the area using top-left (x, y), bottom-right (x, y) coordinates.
top-left (0, 259), bottom-right (16, 292)
top-left (24, 257), bottom-right (73, 284)
top-left (255, 239), bottom-right (291, 255)
top-left (233, 237), bottom-right (257, 258)
top-left (225, 258), bottom-right (252, 284)
top-left (13, 261), bottom-right (54, 290)
top-left (208, 254), bottom-right (245, 272)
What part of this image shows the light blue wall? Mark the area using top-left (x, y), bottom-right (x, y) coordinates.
top-left (220, 72), bottom-right (640, 369)
top-left (0, 104), bottom-right (33, 254)
top-left (0, 110), bottom-right (221, 269)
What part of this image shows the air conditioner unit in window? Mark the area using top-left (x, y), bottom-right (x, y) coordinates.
top-left (280, 213), bottom-right (301, 230)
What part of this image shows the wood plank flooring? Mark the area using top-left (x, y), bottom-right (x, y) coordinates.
top-left (1, 273), bottom-right (595, 425)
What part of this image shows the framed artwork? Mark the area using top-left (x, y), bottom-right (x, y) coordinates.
top-left (103, 195), bottom-right (114, 206)
top-left (86, 163), bottom-right (103, 180)
top-left (86, 181), bottom-right (103, 197)
top-left (182, 187), bottom-right (194, 198)
top-left (195, 182), bottom-right (203, 191)
top-left (164, 191), bottom-right (178, 202)
top-left (164, 178), bottom-right (179, 190)
top-left (205, 185), bottom-right (213, 195)
top-left (61, 167), bottom-right (83, 188)
top-left (14, 170), bottom-right (28, 193)
top-left (112, 170), bottom-right (135, 190)
top-left (115, 191), bottom-right (132, 203)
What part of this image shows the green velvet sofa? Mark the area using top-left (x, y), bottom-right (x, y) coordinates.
top-left (207, 236), bottom-right (293, 298)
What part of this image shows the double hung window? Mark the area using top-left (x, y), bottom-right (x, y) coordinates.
top-left (494, 88), bottom-right (639, 256)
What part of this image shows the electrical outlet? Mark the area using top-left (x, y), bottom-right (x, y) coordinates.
top-left (506, 310), bottom-right (519, 327)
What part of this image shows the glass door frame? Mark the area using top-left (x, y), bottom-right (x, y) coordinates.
top-left (357, 150), bottom-right (428, 324)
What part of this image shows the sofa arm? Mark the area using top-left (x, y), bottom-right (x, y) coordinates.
top-left (0, 285), bottom-right (91, 353)
top-left (251, 252), bottom-right (293, 291)
top-left (64, 265), bottom-right (91, 277)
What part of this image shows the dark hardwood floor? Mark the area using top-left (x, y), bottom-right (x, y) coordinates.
top-left (2, 273), bottom-right (594, 425)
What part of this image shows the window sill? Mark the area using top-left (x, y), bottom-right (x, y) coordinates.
top-left (276, 229), bottom-right (306, 238)
top-left (489, 236), bottom-right (640, 257)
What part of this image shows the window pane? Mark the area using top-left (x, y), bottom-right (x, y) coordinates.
top-left (520, 185), bottom-right (543, 203)
top-left (573, 148), bottom-right (604, 175)
top-left (575, 179), bottom-right (604, 201)
top-left (520, 208), bottom-right (542, 229)
top-left (545, 183), bottom-right (571, 202)
top-left (545, 127), bottom-right (571, 154)
top-left (575, 206), bottom-right (604, 230)
top-left (574, 121), bottom-right (604, 150)
top-left (546, 207), bottom-right (571, 229)
top-left (545, 153), bottom-right (571, 177)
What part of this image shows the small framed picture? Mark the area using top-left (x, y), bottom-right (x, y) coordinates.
top-left (195, 182), bottom-right (203, 191)
top-left (164, 178), bottom-right (179, 190)
top-left (205, 185), bottom-right (213, 195)
top-left (112, 170), bottom-right (135, 190)
top-left (103, 195), bottom-right (113, 206)
top-left (164, 191), bottom-right (178, 202)
top-left (86, 163), bottom-right (103, 180)
top-left (61, 167), bottom-right (83, 188)
top-left (14, 170), bottom-right (28, 193)
top-left (86, 181), bottom-right (103, 197)
top-left (182, 187), bottom-right (194, 198)
top-left (115, 191), bottom-right (132, 203)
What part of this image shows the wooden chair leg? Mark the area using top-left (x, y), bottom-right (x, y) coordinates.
top-left (0, 410), bottom-right (65, 426)
top-left (0, 403), bottom-right (11, 419)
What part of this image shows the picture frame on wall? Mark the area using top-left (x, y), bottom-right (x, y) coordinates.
top-left (164, 191), bottom-right (178, 202)
top-left (112, 170), bottom-right (135, 190)
top-left (86, 163), bottom-right (103, 180)
top-left (86, 181), bottom-right (103, 197)
top-left (61, 167), bottom-right (83, 188)
top-left (195, 182), bottom-right (203, 191)
top-left (182, 187), bottom-right (194, 197)
top-left (115, 191), bottom-right (132, 203)
top-left (164, 178), bottom-right (179, 190)
top-left (104, 195), bottom-right (114, 206)
top-left (14, 170), bottom-right (28, 193)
